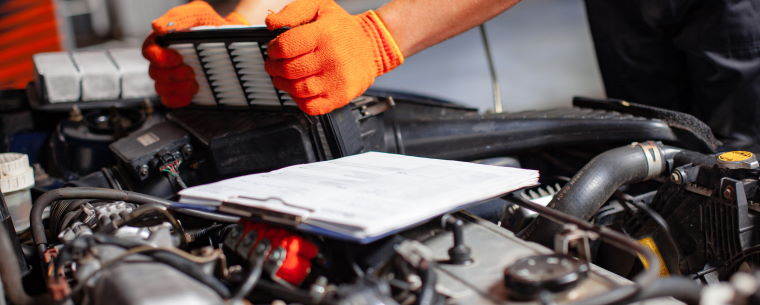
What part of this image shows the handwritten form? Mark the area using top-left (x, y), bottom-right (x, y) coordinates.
top-left (180, 152), bottom-right (539, 241)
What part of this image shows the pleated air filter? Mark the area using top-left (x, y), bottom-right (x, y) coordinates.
top-left (158, 26), bottom-right (294, 108)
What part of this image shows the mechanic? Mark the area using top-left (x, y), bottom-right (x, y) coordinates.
top-left (144, 0), bottom-right (760, 149)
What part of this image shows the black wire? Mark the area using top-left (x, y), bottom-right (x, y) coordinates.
top-left (415, 260), bottom-right (442, 305)
top-left (616, 191), bottom-right (683, 267)
top-left (61, 234), bottom-right (231, 298)
top-left (175, 175), bottom-right (188, 189)
top-left (231, 254), bottom-right (266, 300)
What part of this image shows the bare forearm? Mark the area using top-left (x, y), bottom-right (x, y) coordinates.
top-left (377, 0), bottom-right (521, 57)
top-left (233, 0), bottom-right (291, 24)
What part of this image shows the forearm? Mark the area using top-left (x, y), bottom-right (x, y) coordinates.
top-left (377, 0), bottom-right (521, 57)
top-left (233, 0), bottom-right (292, 24)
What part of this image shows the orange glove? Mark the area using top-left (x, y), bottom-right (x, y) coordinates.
top-left (265, 0), bottom-right (404, 115)
top-left (142, 1), bottom-right (249, 108)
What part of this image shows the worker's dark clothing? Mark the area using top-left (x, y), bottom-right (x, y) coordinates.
top-left (585, 0), bottom-right (760, 149)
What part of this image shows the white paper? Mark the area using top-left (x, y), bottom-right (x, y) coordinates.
top-left (180, 152), bottom-right (539, 239)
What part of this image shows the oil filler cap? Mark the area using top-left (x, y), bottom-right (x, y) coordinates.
top-left (717, 151), bottom-right (759, 170)
top-left (503, 254), bottom-right (589, 300)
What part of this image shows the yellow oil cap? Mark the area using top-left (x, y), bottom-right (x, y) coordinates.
top-left (717, 151), bottom-right (758, 169)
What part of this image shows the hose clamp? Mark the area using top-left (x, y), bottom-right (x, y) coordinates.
top-left (634, 141), bottom-right (664, 179)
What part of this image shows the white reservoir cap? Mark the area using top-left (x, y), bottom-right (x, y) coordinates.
top-left (0, 153), bottom-right (34, 193)
top-left (0, 153), bottom-right (35, 231)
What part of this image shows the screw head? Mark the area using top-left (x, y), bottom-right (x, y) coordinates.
top-left (723, 185), bottom-right (735, 201)
top-left (138, 164), bottom-right (149, 177)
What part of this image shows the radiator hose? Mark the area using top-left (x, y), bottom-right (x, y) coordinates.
top-left (521, 141), bottom-right (675, 246)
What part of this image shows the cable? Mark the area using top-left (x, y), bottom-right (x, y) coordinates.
top-left (0, 225), bottom-right (50, 305)
top-left (508, 195), bottom-right (660, 305)
top-left (70, 245), bottom-right (231, 298)
top-left (86, 234), bottom-right (223, 264)
top-left (616, 191), bottom-right (683, 268)
top-left (159, 159), bottom-right (188, 190)
top-left (31, 187), bottom-right (239, 254)
top-left (103, 203), bottom-right (190, 246)
top-left (416, 260), bottom-right (443, 305)
top-left (231, 254), bottom-right (266, 300)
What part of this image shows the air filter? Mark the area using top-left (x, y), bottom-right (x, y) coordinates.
top-left (157, 26), bottom-right (294, 108)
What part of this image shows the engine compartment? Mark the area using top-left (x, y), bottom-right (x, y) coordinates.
top-left (1, 90), bottom-right (759, 305)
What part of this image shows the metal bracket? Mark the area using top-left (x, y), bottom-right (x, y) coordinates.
top-left (394, 240), bottom-right (434, 268)
top-left (354, 96), bottom-right (395, 119)
top-left (554, 224), bottom-right (598, 266)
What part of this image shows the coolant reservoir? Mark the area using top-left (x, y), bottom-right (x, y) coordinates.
top-left (0, 153), bottom-right (35, 231)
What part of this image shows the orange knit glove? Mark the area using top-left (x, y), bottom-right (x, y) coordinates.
top-left (142, 1), bottom-right (249, 108)
top-left (265, 0), bottom-right (404, 115)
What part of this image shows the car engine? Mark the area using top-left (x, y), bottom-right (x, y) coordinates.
top-left (2, 41), bottom-right (760, 305)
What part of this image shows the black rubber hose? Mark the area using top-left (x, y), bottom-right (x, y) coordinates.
top-left (625, 277), bottom-right (701, 305)
top-left (231, 254), bottom-right (265, 300)
top-left (0, 225), bottom-right (50, 305)
top-left (416, 261), bottom-right (444, 305)
top-left (147, 250), bottom-right (232, 298)
top-left (31, 187), bottom-right (238, 250)
top-left (521, 142), bottom-right (672, 246)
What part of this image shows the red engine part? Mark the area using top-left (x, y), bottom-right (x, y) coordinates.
top-left (228, 221), bottom-right (319, 286)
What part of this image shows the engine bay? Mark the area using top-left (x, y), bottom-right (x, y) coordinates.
top-left (1, 88), bottom-right (760, 305)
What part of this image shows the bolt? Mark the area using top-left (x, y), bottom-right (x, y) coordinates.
top-left (270, 248), bottom-right (284, 261)
top-left (141, 99), bottom-right (154, 114)
top-left (182, 144), bottom-right (193, 158)
top-left (138, 164), bottom-right (149, 177)
top-left (670, 171), bottom-right (683, 184)
top-left (256, 239), bottom-right (270, 254)
top-left (309, 277), bottom-right (328, 298)
top-left (724, 185), bottom-right (735, 201)
top-left (69, 105), bottom-right (83, 122)
top-left (242, 232), bottom-right (256, 246)
top-left (406, 274), bottom-right (422, 290)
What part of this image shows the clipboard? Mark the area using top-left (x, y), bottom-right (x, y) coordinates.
top-left (179, 152), bottom-right (539, 243)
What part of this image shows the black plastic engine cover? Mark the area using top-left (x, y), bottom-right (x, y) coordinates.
top-left (168, 109), bottom-right (318, 180)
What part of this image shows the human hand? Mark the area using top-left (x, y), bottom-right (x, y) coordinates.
top-left (265, 0), bottom-right (404, 115)
top-left (142, 1), bottom-right (249, 108)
